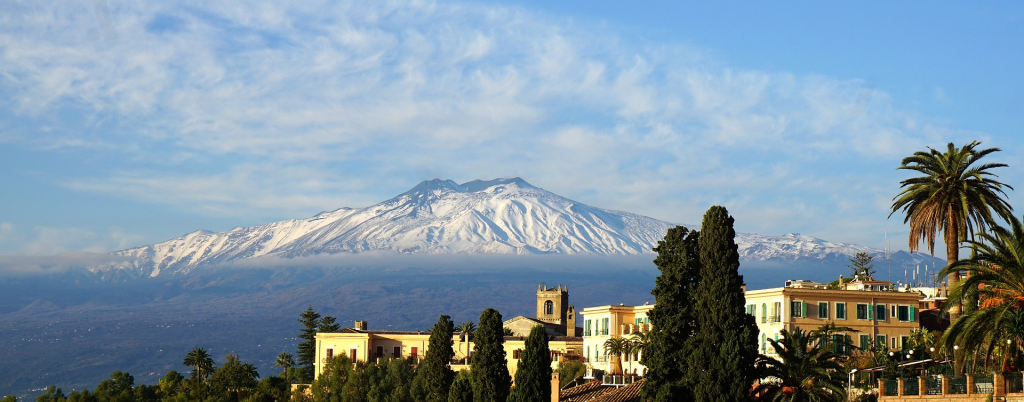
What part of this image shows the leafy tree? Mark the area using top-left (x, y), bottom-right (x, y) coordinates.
top-left (245, 376), bottom-right (290, 402)
top-left (938, 214), bottom-right (1024, 373)
top-left (36, 386), bottom-right (65, 402)
top-left (275, 352), bottom-right (296, 382)
top-left (556, 360), bottom-right (586, 384)
top-left (158, 370), bottom-right (185, 399)
top-left (689, 206), bottom-right (759, 401)
top-left (297, 306), bottom-right (322, 383)
top-left (470, 308), bottom-right (511, 402)
top-left (341, 361), bottom-right (379, 402)
top-left (368, 358), bottom-right (415, 402)
top-left (643, 225), bottom-right (700, 402)
top-left (210, 353), bottom-right (260, 400)
top-left (847, 252), bottom-right (876, 280)
top-left (310, 354), bottom-right (352, 401)
top-left (94, 371), bottom-right (137, 402)
top-left (412, 315), bottom-right (456, 402)
top-left (509, 325), bottom-right (551, 402)
top-left (447, 371), bottom-right (473, 402)
top-left (2, 396), bottom-right (15, 402)
top-left (602, 337), bottom-right (630, 375)
top-left (319, 316), bottom-right (341, 333)
top-left (751, 328), bottom-right (846, 401)
top-left (65, 389), bottom-right (95, 402)
top-left (890, 141), bottom-right (1014, 322)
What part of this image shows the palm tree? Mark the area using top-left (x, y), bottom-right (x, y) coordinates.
top-left (751, 328), bottom-right (846, 402)
top-left (603, 337), bottom-right (630, 375)
top-left (890, 141), bottom-right (1014, 321)
top-left (628, 330), bottom-right (649, 376)
top-left (810, 321), bottom-right (857, 355)
top-left (457, 321), bottom-right (476, 364)
top-left (274, 352), bottom-right (295, 382)
top-left (938, 214), bottom-right (1024, 373)
top-left (183, 347), bottom-right (215, 392)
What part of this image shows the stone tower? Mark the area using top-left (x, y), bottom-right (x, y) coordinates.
top-left (536, 283), bottom-right (570, 325)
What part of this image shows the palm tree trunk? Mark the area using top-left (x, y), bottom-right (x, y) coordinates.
top-left (945, 219), bottom-right (964, 377)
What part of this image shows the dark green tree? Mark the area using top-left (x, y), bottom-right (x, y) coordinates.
top-left (470, 308), bottom-right (511, 402)
top-left (297, 306), bottom-right (322, 383)
top-left (319, 316), bottom-right (341, 333)
top-left (447, 371), bottom-right (473, 402)
top-left (846, 252), bottom-right (876, 280)
top-left (157, 370), bottom-right (185, 399)
top-left (689, 206), bottom-right (759, 401)
top-left (369, 358), bottom-right (415, 402)
top-left (183, 346), bottom-right (215, 398)
top-left (209, 353), bottom-right (260, 400)
top-left (412, 315), bottom-right (456, 402)
top-left (2, 396), bottom-right (16, 402)
top-left (341, 361), bottom-right (377, 402)
top-left (274, 352), bottom-right (296, 382)
top-left (642, 226), bottom-right (700, 401)
top-left (509, 325), bottom-right (551, 402)
top-left (36, 386), bottom-right (65, 402)
top-left (94, 371), bottom-right (136, 402)
top-left (310, 354), bottom-right (352, 401)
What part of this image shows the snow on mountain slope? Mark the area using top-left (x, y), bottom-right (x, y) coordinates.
top-left (101, 177), bottom-right (943, 278)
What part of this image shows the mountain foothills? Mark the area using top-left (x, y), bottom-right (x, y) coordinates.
top-left (99, 178), bottom-right (941, 279)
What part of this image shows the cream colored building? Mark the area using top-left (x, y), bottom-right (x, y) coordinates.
top-left (579, 303), bottom-right (653, 376)
top-left (743, 279), bottom-right (923, 357)
top-left (313, 321), bottom-right (582, 380)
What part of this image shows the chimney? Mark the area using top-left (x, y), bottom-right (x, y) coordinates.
top-left (551, 373), bottom-right (560, 402)
top-left (354, 320), bottom-right (368, 331)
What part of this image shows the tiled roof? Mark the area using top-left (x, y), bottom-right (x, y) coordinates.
top-left (590, 379), bottom-right (644, 402)
top-left (560, 380), bottom-right (612, 401)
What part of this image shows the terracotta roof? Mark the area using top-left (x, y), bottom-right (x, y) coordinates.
top-left (560, 380), bottom-right (613, 401)
top-left (589, 379), bottom-right (645, 402)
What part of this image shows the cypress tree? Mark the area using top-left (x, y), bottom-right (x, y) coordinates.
top-left (689, 206), bottom-right (759, 401)
top-left (509, 325), bottom-right (551, 402)
top-left (447, 371), bottom-right (473, 402)
top-left (296, 305), bottom-right (321, 383)
top-left (471, 308), bottom-right (511, 402)
top-left (412, 315), bottom-right (457, 402)
top-left (642, 226), bottom-right (701, 402)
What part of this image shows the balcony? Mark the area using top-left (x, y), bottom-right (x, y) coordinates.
top-left (768, 316), bottom-right (781, 323)
top-left (602, 374), bottom-right (642, 387)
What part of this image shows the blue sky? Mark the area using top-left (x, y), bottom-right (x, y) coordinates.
top-left (1, 1), bottom-right (1022, 256)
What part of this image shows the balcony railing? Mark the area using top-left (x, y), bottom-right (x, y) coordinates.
top-left (768, 316), bottom-right (781, 323)
top-left (602, 375), bottom-right (641, 386)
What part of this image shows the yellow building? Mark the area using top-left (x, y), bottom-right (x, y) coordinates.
top-left (579, 303), bottom-right (653, 376)
top-left (743, 279), bottom-right (923, 357)
top-left (313, 320), bottom-right (582, 380)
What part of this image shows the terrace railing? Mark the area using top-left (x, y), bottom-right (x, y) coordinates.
top-left (902, 378), bottom-right (919, 396)
top-left (924, 375), bottom-right (942, 395)
top-left (949, 376), bottom-right (968, 395)
top-left (974, 374), bottom-right (994, 394)
top-left (1009, 373), bottom-right (1024, 393)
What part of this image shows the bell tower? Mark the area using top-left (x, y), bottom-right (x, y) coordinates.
top-left (536, 283), bottom-right (570, 325)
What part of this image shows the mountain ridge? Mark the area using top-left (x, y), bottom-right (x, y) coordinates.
top-left (99, 177), bottom-right (943, 278)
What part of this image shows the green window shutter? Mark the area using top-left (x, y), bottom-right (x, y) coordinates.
top-left (868, 304), bottom-right (873, 320)
top-left (909, 306), bottom-right (915, 321)
top-left (802, 301), bottom-right (807, 318)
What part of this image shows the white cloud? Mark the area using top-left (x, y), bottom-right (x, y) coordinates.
top-left (0, 0), bottom-right (999, 252)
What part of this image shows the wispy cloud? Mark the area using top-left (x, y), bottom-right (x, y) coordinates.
top-left (0, 0), bottom-right (997, 251)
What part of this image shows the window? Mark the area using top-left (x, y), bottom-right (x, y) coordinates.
top-left (860, 335), bottom-right (871, 350)
top-left (376, 346), bottom-right (384, 359)
top-left (586, 346), bottom-right (590, 362)
top-left (393, 346), bottom-right (401, 358)
top-left (326, 348), bottom-right (334, 358)
top-left (349, 348), bottom-right (357, 361)
top-left (761, 333), bottom-right (767, 354)
top-left (818, 302), bottom-right (829, 319)
top-left (410, 347), bottom-right (418, 360)
top-left (836, 303), bottom-right (846, 320)
top-left (856, 304), bottom-right (869, 320)
top-left (602, 318), bottom-right (609, 335)
top-left (791, 301), bottom-right (806, 318)
top-left (544, 300), bottom-right (554, 315)
top-left (901, 336), bottom-right (909, 349)
top-left (513, 349), bottom-right (521, 359)
top-left (584, 319), bottom-right (592, 336)
top-left (876, 335), bottom-right (886, 349)
top-left (876, 304), bottom-right (886, 321)
top-left (891, 337), bottom-right (898, 349)
top-left (761, 303), bottom-right (767, 323)
top-left (892, 305), bottom-right (897, 318)
top-left (897, 305), bottom-right (915, 322)
top-left (771, 302), bottom-right (781, 322)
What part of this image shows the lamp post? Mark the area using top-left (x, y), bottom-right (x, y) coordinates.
top-left (953, 345), bottom-right (959, 376)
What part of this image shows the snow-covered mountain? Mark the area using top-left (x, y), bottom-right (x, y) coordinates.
top-left (99, 177), bottom-right (943, 278)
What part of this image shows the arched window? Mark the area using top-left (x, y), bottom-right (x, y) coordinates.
top-left (761, 303), bottom-right (767, 323)
top-left (544, 300), bottom-right (554, 315)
